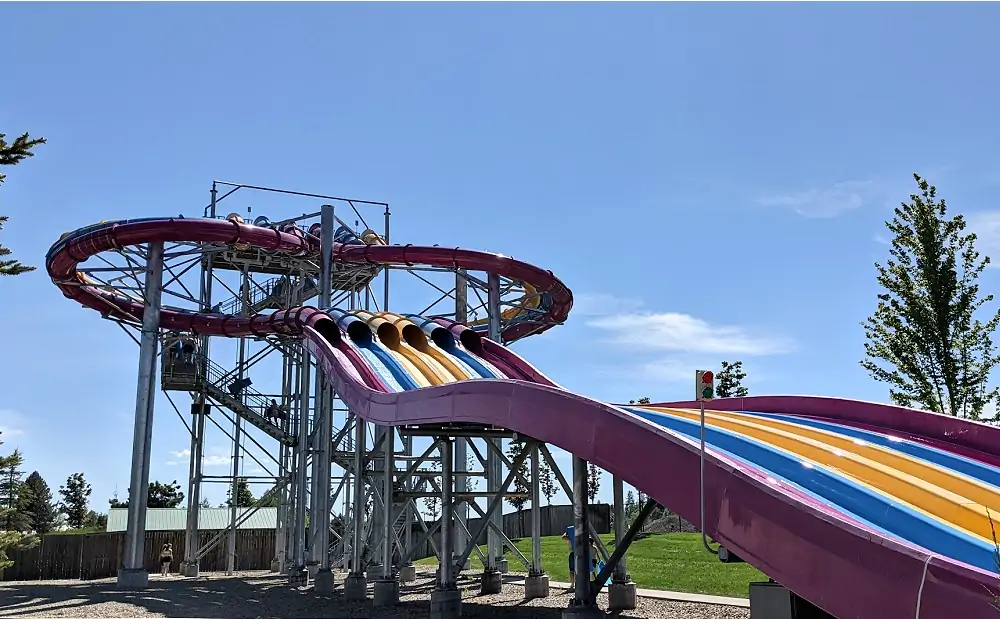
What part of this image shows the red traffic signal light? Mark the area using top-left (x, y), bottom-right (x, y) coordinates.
top-left (701, 371), bottom-right (714, 384)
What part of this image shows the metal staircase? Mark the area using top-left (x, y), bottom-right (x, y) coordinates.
top-left (217, 275), bottom-right (320, 316)
top-left (162, 350), bottom-right (294, 445)
top-left (200, 357), bottom-right (294, 445)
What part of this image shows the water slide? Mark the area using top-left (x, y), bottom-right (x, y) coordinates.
top-left (46, 217), bottom-right (1000, 619)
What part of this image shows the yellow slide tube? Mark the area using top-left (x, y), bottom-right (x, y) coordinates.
top-left (379, 312), bottom-right (472, 381)
top-left (351, 310), bottom-right (432, 387)
top-left (353, 310), bottom-right (449, 386)
top-left (643, 406), bottom-right (997, 542)
top-left (468, 280), bottom-right (541, 328)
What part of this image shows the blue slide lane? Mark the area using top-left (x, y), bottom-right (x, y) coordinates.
top-left (441, 344), bottom-right (503, 379)
top-left (342, 338), bottom-right (406, 393)
top-left (739, 411), bottom-right (1000, 491)
top-left (364, 340), bottom-right (422, 391)
top-left (625, 407), bottom-right (997, 572)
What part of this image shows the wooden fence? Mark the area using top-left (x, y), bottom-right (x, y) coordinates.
top-left (1, 529), bottom-right (274, 582)
top-left (1, 503), bottom-right (609, 582)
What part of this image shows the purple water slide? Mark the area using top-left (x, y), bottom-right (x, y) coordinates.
top-left (47, 219), bottom-right (1000, 619)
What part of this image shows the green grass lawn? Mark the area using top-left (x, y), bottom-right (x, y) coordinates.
top-left (415, 532), bottom-right (765, 598)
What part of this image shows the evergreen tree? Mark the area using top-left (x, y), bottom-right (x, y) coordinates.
top-left (538, 459), bottom-right (556, 506)
top-left (58, 473), bottom-right (92, 529)
top-left (0, 439), bottom-right (36, 568)
top-left (587, 462), bottom-right (602, 502)
top-left (0, 449), bottom-right (29, 531)
top-left (148, 480), bottom-right (185, 508)
top-left (199, 497), bottom-right (211, 508)
top-left (624, 490), bottom-right (638, 527)
top-left (225, 478), bottom-right (255, 508)
top-left (504, 438), bottom-right (530, 512)
top-left (421, 464), bottom-right (441, 521)
top-left (862, 174), bottom-right (1000, 418)
top-left (716, 361), bottom-right (749, 398)
top-left (0, 131), bottom-right (46, 276)
top-left (19, 472), bottom-right (56, 534)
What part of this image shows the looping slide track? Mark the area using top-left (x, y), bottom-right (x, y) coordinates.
top-left (47, 217), bottom-right (1000, 619)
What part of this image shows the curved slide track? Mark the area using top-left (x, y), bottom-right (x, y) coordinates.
top-left (47, 217), bottom-right (1000, 619)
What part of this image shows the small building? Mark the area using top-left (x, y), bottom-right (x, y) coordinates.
top-left (106, 507), bottom-right (278, 532)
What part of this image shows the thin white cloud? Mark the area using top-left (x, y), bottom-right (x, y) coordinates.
top-left (873, 233), bottom-right (890, 246)
top-left (0, 410), bottom-right (27, 439)
top-left (587, 312), bottom-right (794, 356)
top-left (573, 292), bottom-right (645, 316)
top-left (963, 211), bottom-right (1000, 268)
top-left (168, 447), bottom-right (230, 467)
top-left (757, 180), bottom-right (873, 218)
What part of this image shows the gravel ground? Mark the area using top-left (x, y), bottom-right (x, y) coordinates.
top-left (0, 567), bottom-right (749, 618)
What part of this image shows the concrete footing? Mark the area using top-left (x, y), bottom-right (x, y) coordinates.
top-left (479, 569), bottom-right (502, 594)
top-left (306, 562), bottom-right (320, 578)
top-left (344, 573), bottom-right (368, 601)
top-left (180, 561), bottom-right (199, 578)
top-left (430, 587), bottom-right (463, 619)
top-left (288, 566), bottom-right (309, 587)
top-left (608, 582), bottom-right (637, 612)
top-left (524, 574), bottom-right (550, 600)
top-left (268, 558), bottom-right (281, 574)
top-left (399, 564), bottom-right (416, 583)
top-left (498, 559), bottom-right (509, 574)
top-left (116, 568), bottom-right (148, 590)
top-left (561, 603), bottom-right (605, 619)
top-left (314, 569), bottom-right (335, 595)
top-left (366, 565), bottom-right (385, 582)
top-left (373, 578), bottom-right (400, 607)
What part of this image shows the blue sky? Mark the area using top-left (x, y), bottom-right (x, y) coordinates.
top-left (3, 3), bottom-right (1000, 516)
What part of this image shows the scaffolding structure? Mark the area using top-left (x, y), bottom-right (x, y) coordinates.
top-left (75, 181), bottom-right (646, 617)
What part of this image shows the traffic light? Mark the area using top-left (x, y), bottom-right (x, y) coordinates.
top-left (696, 370), bottom-right (714, 401)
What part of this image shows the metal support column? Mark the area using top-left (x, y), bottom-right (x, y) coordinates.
top-left (430, 436), bottom-right (462, 619)
top-left (117, 241), bottom-right (164, 590)
top-left (344, 416), bottom-right (368, 600)
top-left (485, 271), bottom-right (504, 576)
top-left (182, 192), bottom-right (215, 578)
top-left (568, 456), bottom-right (596, 611)
top-left (454, 269), bottom-right (470, 570)
top-left (227, 270), bottom-right (250, 576)
top-left (313, 204), bottom-right (335, 594)
top-left (612, 476), bottom-right (628, 582)
top-left (523, 442), bottom-right (550, 600)
top-left (530, 444), bottom-right (543, 575)
top-left (291, 345), bottom-right (311, 585)
top-left (373, 427), bottom-right (399, 606)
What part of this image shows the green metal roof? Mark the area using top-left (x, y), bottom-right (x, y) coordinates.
top-left (106, 507), bottom-right (277, 532)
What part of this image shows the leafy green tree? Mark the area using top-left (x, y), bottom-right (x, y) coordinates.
top-left (19, 472), bottom-right (56, 534)
top-left (0, 131), bottom-right (45, 276)
top-left (58, 473), bottom-right (92, 529)
top-left (108, 480), bottom-right (185, 509)
top-left (862, 174), bottom-right (1000, 419)
top-left (225, 478), bottom-right (255, 508)
top-left (716, 361), bottom-right (749, 398)
top-left (627, 397), bottom-right (652, 405)
top-left (83, 510), bottom-right (107, 531)
top-left (0, 449), bottom-right (29, 531)
top-left (148, 480), bottom-right (184, 508)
